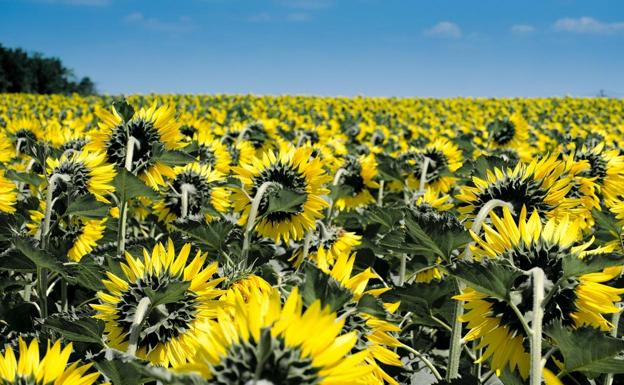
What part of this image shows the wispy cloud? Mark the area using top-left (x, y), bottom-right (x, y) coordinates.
top-left (286, 12), bottom-right (311, 22)
top-left (553, 17), bottom-right (624, 34)
top-left (39, 0), bottom-right (111, 6)
top-left (123, 12), bottom-right (195, 34)
top-left (247, 12), bottom-right (273, 23)
top-left (424, 21), bottom-right (462, 39)
top-left (511, 24), bottom-right (535, 35)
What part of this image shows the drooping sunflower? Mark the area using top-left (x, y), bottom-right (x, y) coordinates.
top-left (87, 104), bottom-right (185, 188)
top-left (225, 140), bottom-right (255, 168)
top-left (0, 171), bottom-right (17, 214)
top-left (92, 241), bottom-right (224, 367)
top-left (401, 138), bottom-right (463, 194)
top-left (153, 163), bottom-right (230, 224)
top-left (457, 207), bottom-right (624, 379)
top-left (0, 338), bottom-right (100, 385)
top-left (192, 129), bottom-right (231, 174)
top-left (46, 150), bottom-right (117, 203)
top-left (67, 218), bottom-right (107, 262)
top-left (333, 154), bottom-right (379, 211)
top-left (456, 154), bottom-right (576, 224)
top-left (4, 117), bottom-right (44, 155)
top-left (178, 286), bottom-right (379, 385)
top-left (233, 146), bottom-right (330, 242)
top-left (486, 112), bottom-right (531, 155)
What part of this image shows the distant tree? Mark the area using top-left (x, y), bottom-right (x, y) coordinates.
top-left (0, 44), bottom-right (97, 95)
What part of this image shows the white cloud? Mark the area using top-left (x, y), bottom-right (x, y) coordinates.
top-left (123, 12), bottom-right (195, 33)
top-left (511, 24), bottom-right (535, 34)
top-left (424, 21), bottom-right (462, 39)
top-left (40, 0), bottom-right (110, 6)
top-left (553, 16), bottom-right (624, 34)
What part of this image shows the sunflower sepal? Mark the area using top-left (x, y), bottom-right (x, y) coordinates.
top-left (449, 259), bottom-right (523, 300)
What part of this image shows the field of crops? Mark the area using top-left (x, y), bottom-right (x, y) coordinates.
top-left (0, 94), bottom-right (622, 385)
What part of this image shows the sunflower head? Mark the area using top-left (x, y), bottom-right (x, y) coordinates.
top-left (178, 286), bottom-right (378, 385)
top-left (0, 338), bottom-right (100, 385)
top-left (334, 154), bottom-right (379, 211)
top-left (92, 240), bottom-right (224, 366)
top-left (233, 147), bottom-right (330, 242)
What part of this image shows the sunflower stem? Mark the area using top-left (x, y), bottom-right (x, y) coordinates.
top-left (38, 173), bottom-right (70, 318)
top-left (418, 156), bottom-right (431, 194)
top-left (127, 296), bottom-right (151, 357)
top-left (399, 254), bottom-right (407, 286)
top-left (180, 183), bottom-right (196, 219)
top-left (604, 304), bottom-right (623, 385)
top-left (325, 168), bottom-right (346, 225)
top-left (377, 179), bottom-right (384, 207)
top-left (117, 136), bottom-right (139, 258)
top-left (242, 181), bottom-right (275, 260)
top-left (464, 199), bottom-right (515, 260)
top-left (401, 343), bottom-right (442, 381)
top-left (302, 230), bottom-right (313, 262)
top-left (529, 267), bottom-right (545, 385)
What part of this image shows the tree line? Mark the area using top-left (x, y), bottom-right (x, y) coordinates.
top-left (0, 44), bottom-right (96, 95)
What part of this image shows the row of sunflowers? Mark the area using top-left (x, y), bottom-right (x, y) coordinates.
top-left (0, 93), bottom-right (623, 385)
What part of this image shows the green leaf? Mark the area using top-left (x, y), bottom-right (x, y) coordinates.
top-left (112, 98), bottom-right (135, 122)
top-left (366, 206), bottom-right (403, 230)
top-left (328, 183), bottom-right (355, 200)
top-left (113, 169), bottom-right (159, 201)
top-left (404, 217), bottom-right (445, 259)
top-left (65, 260), bottom-right (106, 291)
top-left (4, 169), bottom-right (43, 186)
top-left (545, 323), bottom-right (624, 375)
top-left (155, 150), bottom-right (195, 166)
top-left (592, 208), bottom-right (622, 244)
top-left (383, 279), bottom-right (456, 327)
top-left (65, 195), bottom-right (110, 218)
top-left (498, 367), bottom-right (526, 385)
top-left (562, 252), bottom-right (624, 278)
top-left (144, 280), bottom-right (190, 307)
top-left (356, 294), bottom-right (387, 318)
top-left (172, 220), bottom-right (234, 254)
top-left (13, 236), bottom-right (64, 274)
top-left (449, 260), bottom-right (522, 300)
top-left (300, 264), bottom-right (353, 312)
top-left (44, 316), bottom-right (105, 345)
top-left (263, 189), bottom-right (308, 216)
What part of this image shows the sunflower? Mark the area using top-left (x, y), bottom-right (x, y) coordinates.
top-left (0, 338), bottom-right (100, 385)
top-left (87, 104), bottom-right (185, 188)
top-left (225, 140), bottom-right (255, 168)
top-left (402, 138), bottom-right (463, 194)
top-left (458, 207), bottom-right (624, 379)
top-left (4, 117), bottom-right (44, 155)
top-left (572, 142), bottom-right (624, 207)
top-left (233, 146), bottom-right (330, 242)
top-left (0, 171), bottom-right (17, 214)
top-left (333, 154), bottom-right (379, 211)
top-left (153, 163), bottom-right (230, 223)
top-left (178, 286), bottom-right (379, 385)
top-left (291, 223), bottom-right (362, 268)
top-left (46, 150), bottom-right (116, 203)
top-left (486, 112), bottom-right (530, 154)
top-left (67, 218), bottom-right (107, 262)
top-left (322, 252), bottom-right (403, 385)
top-left (192, 129), bottom-right (231, 174)
top-left (91, 240), bottom-right (224, 366)
top-left (456, 154), bottom-right (576, 224)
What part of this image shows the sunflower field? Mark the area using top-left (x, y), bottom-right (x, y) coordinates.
top-left (0, 93), bottom-right (623, 385)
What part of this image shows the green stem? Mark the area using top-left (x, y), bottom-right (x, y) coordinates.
top-left (377, 180), bottom-right (384, 207)
top-left (117, 136), bottom-right (138, 258)
top-left (242, 181), bottom-right (275, 259)
top-left (180, 183), bottom-right (195, 219)
top-left (126, 296), bottom-right (151, 356)
top-left (61, 280), bottom-right (68, 312)
top-left (399, 254), bottom-right (407, 286)
top-left (418, 156), bottom-right (431, 194)
top-left (530, 268), bottom-right (545, 385)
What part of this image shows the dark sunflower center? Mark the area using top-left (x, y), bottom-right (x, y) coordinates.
top-left (60, 138), bottom-right (88, 152)
top-left (198, 145), bottom-right (217, 167)
top-left (242, 123), bottom-right (269, 149)
top-left (575, 151), bottom-right (607, 184)
top-left (106, 119), bottom-right (162, 173)
top-left (340, 156), bottom-right (365, 195)
top-left (210, 328), bottom-right (320, 385)
top-left (488, 119), bottom-right (516, 145)
top-left (116, 275), bottom-right (197, 352)
top-left (52, 161), bottom-right (91, 197)
top-left (300, 129), bottom-right (320, 145)
top-left (252, 162), bottom-right (308, 222)
top-left (3, 375), bottom-right (44, 385)
top-left (14, 129), bottom-right (36, 152)
top-left (411, 204), bottom-right (462, 234)
top-left (474, 175), bottom-right (552, 217)
top-left (228, 145), bottom-right (241, 165)
top-left (164, 170), bottom-right (213, 218)
top-left (342, 312), bottom-right (371, 351)
top-left (180, 124), bottom-right (198, 138)
top-left (417, 149), bottom-right (449, 182)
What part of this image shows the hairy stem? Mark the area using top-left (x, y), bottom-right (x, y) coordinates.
top-left (530, 267), bottom-right (545, 385)
top-left (126, 296), bottom-right (151, 356)
top-left (179, 183), bottom-right (196, 219)
top-left (242, 181), bottom-right (275, 259)
top-left (117, 136), bottom-right (139, 258)
top-left (418, 156), bottom-right (431, 194)
top-left (401, 343), bottom-right (443, 381)
top-left (604, 304), bottom-right (623, 385)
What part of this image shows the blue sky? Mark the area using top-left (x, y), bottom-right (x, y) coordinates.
top-left (1, 0), bottom-right (623, 96)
